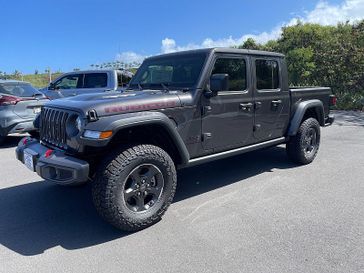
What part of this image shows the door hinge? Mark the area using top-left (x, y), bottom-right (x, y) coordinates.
top-left (253, 124), bottom-right (261, 132)
top-left (202, 132), bottom-right (212, 141)
top-left (202, 106), bottom-right (212, 116)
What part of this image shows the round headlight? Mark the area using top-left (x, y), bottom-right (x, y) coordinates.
top-left (66, 115), bottom-right (83, 137)
top-left (76, 116), bottom-right (82, 132)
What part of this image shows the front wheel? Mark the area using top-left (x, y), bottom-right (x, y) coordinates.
top-left (286, 118), bottom-right (321, 165)
top-left (92, 144), bottom-right (177, 232)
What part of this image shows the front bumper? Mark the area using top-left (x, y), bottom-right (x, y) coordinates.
top-left (16, 138), bottom-right (89, 185)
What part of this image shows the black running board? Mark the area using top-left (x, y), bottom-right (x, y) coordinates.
top-left (183, 137), bottom-right (286, 168)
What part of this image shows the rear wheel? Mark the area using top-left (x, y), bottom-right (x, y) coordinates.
top-left (92, 144), bottom-right (177, 231)
top-left (286, 118), bottom-right (321, 165)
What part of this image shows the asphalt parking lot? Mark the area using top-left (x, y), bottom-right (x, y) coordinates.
top-left (0, 111), bottom-right (363, 273)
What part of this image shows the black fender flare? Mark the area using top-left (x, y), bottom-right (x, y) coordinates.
top-left (83, 111), bottom-right (190, 165)
top-left (288, 99), bottom-right (325, 136)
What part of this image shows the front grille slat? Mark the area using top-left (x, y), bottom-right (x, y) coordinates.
top-left (40, 107), bottom-right (71, 149)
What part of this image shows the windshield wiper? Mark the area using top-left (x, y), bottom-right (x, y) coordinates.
top-left (126, 83), bottom-right (143, 91)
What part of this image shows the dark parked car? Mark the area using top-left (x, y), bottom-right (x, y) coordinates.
top-left (16, 48), bottom-right (336, 231)
top-left (41, 69), bottom-right (133, 100)
top-left (0, 80), bottom-right (49, 145)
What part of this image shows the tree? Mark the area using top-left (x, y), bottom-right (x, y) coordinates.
top-left (237, 20), bottom-right (364, 109)
top-left (238, 38), bottom-right (262, 50)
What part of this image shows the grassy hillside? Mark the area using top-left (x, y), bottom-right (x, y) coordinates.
top-left (4, 73), bottom-right (63, 88)
top-left (3, 68), bottom-right (139, 89)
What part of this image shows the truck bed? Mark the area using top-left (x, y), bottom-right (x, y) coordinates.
top-left (290, 87), bottom-right (331, 118)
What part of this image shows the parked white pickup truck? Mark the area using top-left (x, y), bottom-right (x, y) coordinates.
top-left (41, 69), bottom-right (133, 100)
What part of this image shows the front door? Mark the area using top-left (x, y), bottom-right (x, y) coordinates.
top-left (52, 74), bottom-right (84, 99)
top-left (202, 55), bottom-right (254, 152)
top-left (252, 58), bottom-right (290, 141)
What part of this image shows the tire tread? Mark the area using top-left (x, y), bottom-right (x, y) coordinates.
top-left (92, 144), bottom-right (177, 231)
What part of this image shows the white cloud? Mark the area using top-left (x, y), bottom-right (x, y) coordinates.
top-left (161, 38), bottom-right (200, 53)
top-left (115, 51), bottom-right (146, 64)
top-left (303, 0), bottom-right (364, 25)
top-left (159, 25), bottom-right (283, 54)
top-left (116, 0), bottom-right (364, 62)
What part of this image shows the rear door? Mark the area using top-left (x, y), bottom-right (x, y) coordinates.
top-left (252, 58), bottom-right (290, 141)
top-left (77, 72), bottom-right (109, 95)
top-left (201, 54), bottom-right (254, 152)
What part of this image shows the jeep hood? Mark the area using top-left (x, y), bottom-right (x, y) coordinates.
top-left (44, 90), bottom-right (182, 117)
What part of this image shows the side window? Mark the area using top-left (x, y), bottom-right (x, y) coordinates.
top-left (256, 59), bottom-right (280, 90)
top-left (84, 73), bottom-right (108, 88)
top-left (54, 74), bottom-right (83, 89)
top-left (211, 58), bottom-right (247, 91)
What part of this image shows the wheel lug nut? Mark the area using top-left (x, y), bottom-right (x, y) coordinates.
top-left (144, 191), bottom-right (148, 195)
top-left (137, 192), bottom-right (141, 196)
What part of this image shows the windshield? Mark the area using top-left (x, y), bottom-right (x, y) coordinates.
top-left (0, 83), bottom-right (41, 97)
top-left (129, 52), bottom-right (207, 90)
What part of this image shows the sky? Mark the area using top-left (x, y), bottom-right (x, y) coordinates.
top-left (0, 0), bottom-right (363, 74)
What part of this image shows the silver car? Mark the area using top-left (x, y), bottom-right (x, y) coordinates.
top-left (0, 80), bottom-right (49, 145)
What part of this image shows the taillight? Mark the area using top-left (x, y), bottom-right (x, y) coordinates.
top-left (329, 95), bottom-right (337, 107)
top-left (0, 95), bottom-right (21, 106)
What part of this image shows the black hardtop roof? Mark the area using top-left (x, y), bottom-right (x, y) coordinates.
top-left (146, 47), bottom-right (285, 60)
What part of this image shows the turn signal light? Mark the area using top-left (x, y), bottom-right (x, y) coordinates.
top-left (99, 131), bottom-right (113, 139)
top-left (84, 130), bottom-right (113, 139)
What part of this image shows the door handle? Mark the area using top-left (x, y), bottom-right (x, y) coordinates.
top-left (271, 100), bottom-right (282, 106)
top-left (239, 103), bottom-right (253, 111)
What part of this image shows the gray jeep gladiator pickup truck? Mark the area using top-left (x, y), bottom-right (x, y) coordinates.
top-left (16, 48), bottom-right (336, 231)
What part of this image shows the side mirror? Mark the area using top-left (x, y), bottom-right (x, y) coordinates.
top-left (205, 74), bottom-right (229, 98)
top-left (48, 83), bottom-right (55, 90)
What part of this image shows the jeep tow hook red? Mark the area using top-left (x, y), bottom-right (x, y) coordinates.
top-left (45, 149), bottom-right (54, 158)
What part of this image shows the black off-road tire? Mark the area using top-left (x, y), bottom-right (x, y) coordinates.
top-left (286, 118), bottom-right (321, 165)
top-left (92, 144), bottom-right (177, 232)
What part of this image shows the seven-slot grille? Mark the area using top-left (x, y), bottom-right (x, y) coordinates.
top-left (40, 107), bottom-right (69, 148)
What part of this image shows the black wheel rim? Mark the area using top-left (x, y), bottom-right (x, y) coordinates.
top-left (123, 164), bottom-right (164, 213)
top-left (303, 128), bottom-right (318, 155)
